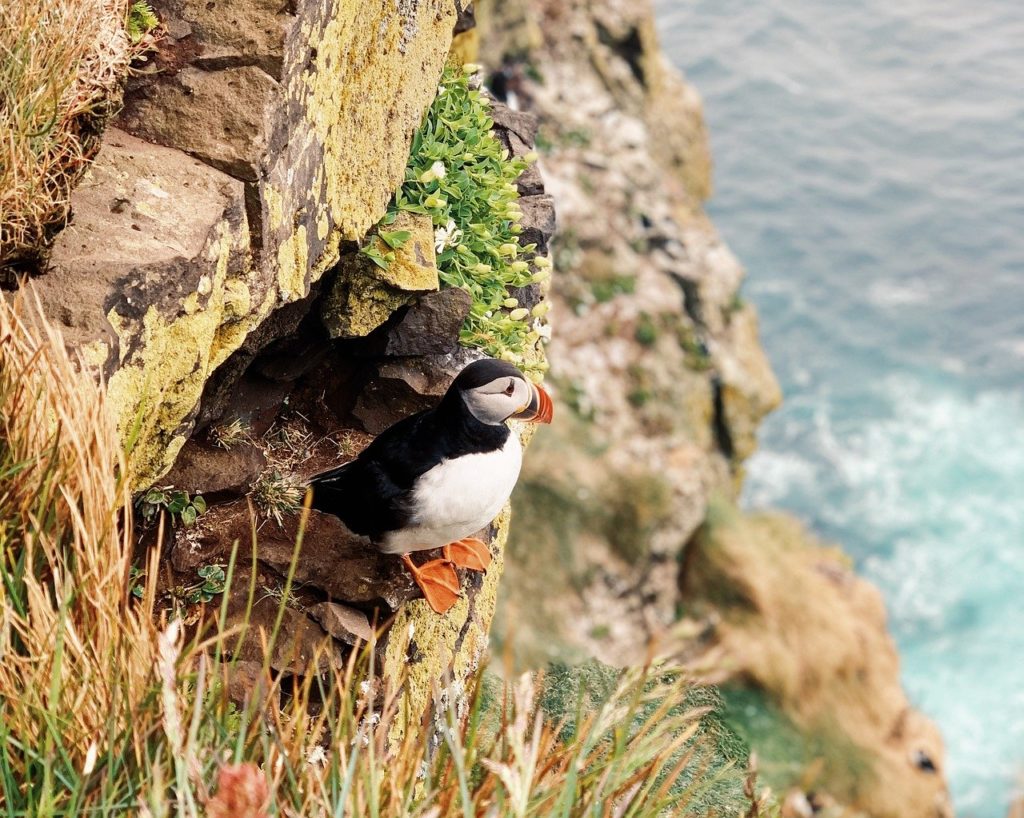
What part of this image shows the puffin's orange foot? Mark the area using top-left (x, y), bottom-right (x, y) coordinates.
top-left (443, 538), bottom-right (492, 572)
top-left (401, 554), bottom-right (461, 614)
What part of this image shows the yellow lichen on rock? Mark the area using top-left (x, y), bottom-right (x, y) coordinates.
top-left (448, 28), bottom-right (479, 65)
top-left (104, 214), bottom-right (273, 485)
top-left (84, 2), bottom-right (460, 487)
top-left (322, 212), bottom-right (440, 338)
top-left (383, 502), bottom-right (512, 741)
top-left (289, 0), bottom-right (458, 247)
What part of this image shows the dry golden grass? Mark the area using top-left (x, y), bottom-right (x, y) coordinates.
top-left (0, 0), bottom-right (134, 269)
top-left (0, 288), bottom-right (163, 806)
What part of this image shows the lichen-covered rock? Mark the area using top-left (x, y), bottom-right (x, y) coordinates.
top-left (321, 211), bottom-right (441, 339)
top-left (34, 129), bottom-right (257, 485)
top-left (33, 1), bottom-right (459, 486)
top-left (120, 0), bottom-right (459, 293)
top-left (381, 288), bottom-right (473, 357)
top-left (381, 503), bottom-right (511, 738)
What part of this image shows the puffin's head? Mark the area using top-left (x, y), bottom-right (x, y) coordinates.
top-left (452, 359), bottom-right (554, 426)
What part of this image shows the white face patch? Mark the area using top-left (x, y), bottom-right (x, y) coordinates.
top-left (462, 376), bottom-right (532, 425)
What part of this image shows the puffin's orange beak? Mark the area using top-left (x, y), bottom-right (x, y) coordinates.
top-left (512, 383), bottom-right (554, 424)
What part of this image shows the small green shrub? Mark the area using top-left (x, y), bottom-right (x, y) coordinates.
top-left (384, 64), bottom-right (548, 372)
top-left (627, 387), bottom-right (651, 408)
top-left (138, 487), bottom-right (206, 527)
top-left (126, 1), bottom-right (159, 44)
top-left (635, 312), bottom-right (659, 346)
top-left (590, 273), bottom-right (635, 303)
top-left (181, 564), bottom-right (226, 605)
top-left (588, 624), bottom-right (611, 640)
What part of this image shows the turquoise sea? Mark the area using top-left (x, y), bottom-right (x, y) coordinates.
top-left (655, 2), bottom-right (1024, 815)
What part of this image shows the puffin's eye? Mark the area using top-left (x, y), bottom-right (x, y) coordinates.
top-left (504, 381), bottom-right (515, 396)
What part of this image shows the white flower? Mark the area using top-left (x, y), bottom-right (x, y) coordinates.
top-left (420, 160), bottom-right (447, 184)
top-left (433, 219), bottom-right (462, 253)
top-left (533, 319), bottom-right (552, 342)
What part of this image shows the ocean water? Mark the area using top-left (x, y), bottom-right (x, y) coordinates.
top-left (654, 1), bottom-right (1024, 815)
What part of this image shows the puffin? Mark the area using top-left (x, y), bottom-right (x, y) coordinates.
top-left (309, 359), bottom-right (553, 614)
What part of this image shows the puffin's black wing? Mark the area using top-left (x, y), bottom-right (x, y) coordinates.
top-left (309, 409), bottom-right (439, 540)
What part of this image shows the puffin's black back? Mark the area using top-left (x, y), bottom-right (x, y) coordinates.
top-left (309, 363), bottom-right (512, 542)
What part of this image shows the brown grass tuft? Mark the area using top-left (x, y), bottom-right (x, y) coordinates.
top-left (0, 0), bottom-right (135, 270)
top-left (0, 288), bottom-right (161, 804)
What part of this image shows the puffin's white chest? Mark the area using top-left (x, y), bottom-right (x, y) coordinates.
top-left (381, 434), bottom-right (523, 554)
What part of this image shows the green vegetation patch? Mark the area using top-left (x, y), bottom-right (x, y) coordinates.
top-left (600, 470), bottom-right (673, 564)
top-left (138, 486), bottom-right (206, 527)
top-left (126, 1), bottom-right (159, 44)
top-left (719, 685), bottom-right (873, 804)
top-left (539, 660), bottom-right (751, 815)
top-left (379, 64), bottom-right (549, 373)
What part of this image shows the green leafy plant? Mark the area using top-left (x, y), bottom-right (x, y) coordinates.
top-left (138, 487), bottom-right (207, 527)
top-left (382, 63), bottom-right (549, 370)
top-left (129, 565), bottom-right (145, 600)
top-left (181, 564), bottom-right (226, 605)
top-left (126, 1), bottom-right (159, 44)
top-left (358, 227), bottom-right (414, 270)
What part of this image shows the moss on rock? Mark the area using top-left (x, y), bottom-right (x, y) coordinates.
top-left (322, 211), bottom-right (440, 339)
top-left (382, 502), bottom-right (511, 741)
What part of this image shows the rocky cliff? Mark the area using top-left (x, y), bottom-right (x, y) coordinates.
top-left (16, 0), bottom-right (556, 726)
top-left (475, 0), bottom-right (953, 815)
